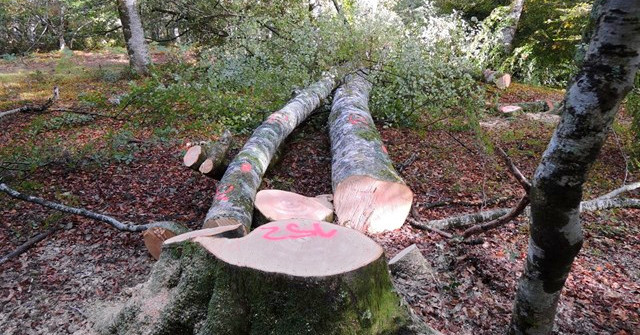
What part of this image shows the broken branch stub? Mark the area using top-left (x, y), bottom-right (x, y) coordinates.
top-left (329, 72), bottom-right (413, 233)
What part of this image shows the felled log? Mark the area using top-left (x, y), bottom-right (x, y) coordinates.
top-left (496, 100), bottom-right (561, 115)
top-left (203, 69), bottom-right (340, 233)
top-left (184, 130), bottom-right (232, 178)
top-left (253, 189), bottom-right (334, 226)
top-left (483, 69), bottom-right (511, 89)
top-left (329, 72), bottom-right (413, 233)
top-left (97, 219), bottom-right (438, 334)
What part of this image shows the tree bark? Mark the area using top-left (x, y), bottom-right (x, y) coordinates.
top-left (500, 0), bottom-right (525, 54)
top-left (330, 72), bottom-right (413, 233)
top-left (203, 69), bottom-right (340, 233)
top-left (116, 0), bottom-right (151, 76)
top-left (510, 1), bottom-right (640, 333)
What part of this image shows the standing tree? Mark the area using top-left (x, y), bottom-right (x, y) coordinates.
top-left (116, 0), bottom-right (150, 75)
top-left (510, 0), bottom-right (640, 333)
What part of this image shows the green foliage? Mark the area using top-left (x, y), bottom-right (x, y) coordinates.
top-left (43, 113), bottom-right (95, 131)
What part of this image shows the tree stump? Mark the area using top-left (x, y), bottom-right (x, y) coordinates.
top-left (142, 221), bottom-right (190, 260)
top-left (94, 220), bottom-right (438, 334)
top-left (254, 189), bottom-right (334, 225)
top-left (329, 72), bottom-right (413, 233)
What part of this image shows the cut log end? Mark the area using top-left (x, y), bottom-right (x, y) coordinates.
top-left (143, 227), bottom-right (177, 260)
top-left (196, 219), bottom-right (382, 277)
top-left (255, 189), bottom-right (334, 223)
top-left (183, 145), bottom-right (205, 167)
top-left (334, 175), bottom-right (413, 233)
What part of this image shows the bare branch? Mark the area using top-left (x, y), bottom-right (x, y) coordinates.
top-left (0, 226), bottom-right (60, 265)
top-left (462, 196), bottom-right (530, 238)
top-left (0, 183), bottom-right (177, 232)
top-left (595, 182), bottom-right (640, 200)
top-left (496, 146), bottom-right (531, 192)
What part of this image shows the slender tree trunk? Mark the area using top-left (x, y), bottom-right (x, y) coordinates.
top-left (510, 1), bottom-right (640, 334)
top-left (116, 0), bottom-right (151, 76)
top-left (500, 0), bottom-right (524, 54)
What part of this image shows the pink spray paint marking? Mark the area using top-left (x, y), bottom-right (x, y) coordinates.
top-left (260, 223), bottom-right (337, 241)
top-left (382, 145), bottom-right (388, 154)
top-left (347, 114), bottom-right (368, 126)
top-left (266, 113), bottom-right (289, 125)
top-left (240, 162), bottom-right (252, 172)
top-left (215, 184), bottom-right (234, 202)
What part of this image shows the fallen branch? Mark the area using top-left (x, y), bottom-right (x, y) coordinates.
top-left (596, 182), bottom-right (640, 200)
top-left (419, 196), bottom-right (512, 209)
top-left (462, 196), bottom-right (530, 238)
top-left (0, 225), bottom-right (60, 265)
top-left (0, 183), bottom-right (178, 232)
top-left (496, 146), bottom-right (531, 192)
top-left (0, 87), bottom-right (59, 120)
top-left (580, 197), bottom-right (640, 211)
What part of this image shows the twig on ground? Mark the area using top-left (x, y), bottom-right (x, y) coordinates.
top-left (496, 146), bottom-right (531, 192)
top-left (596, 182), bottom-right (640, 200)
top-left (0, 183), bottom-right (177, 232)
top-left (0, 86), bottom-right (59, 120)
top-left (396, 153), bottom-right (417, 173)
top-left (408, 207), bottom-right (454, 239)
top-left (462, 196), bottom-right (530, 238)
top-left (0, 225), bottom-right (60, 265)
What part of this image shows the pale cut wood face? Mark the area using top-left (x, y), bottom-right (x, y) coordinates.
top-left (255, 189), bottom-right (334, 222)
top-left (334, 175), bottom-right (413, 233)
top-left (196, 219), bottom-right (383, 277)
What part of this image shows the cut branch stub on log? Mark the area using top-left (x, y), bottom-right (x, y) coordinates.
top-left (254, 189), bottom-right (334, 225)
top-left (329, 72), bottom-right (413, 233)
top-left (203, 69), bottom-right (340, 232)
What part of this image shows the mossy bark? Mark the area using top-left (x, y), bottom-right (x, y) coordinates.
top-left (510, 1), bottom-right (640, 333)
top-left (203, 69), bottom-right (342, 233)
top-left (94, 220), bottom-right (438, 334)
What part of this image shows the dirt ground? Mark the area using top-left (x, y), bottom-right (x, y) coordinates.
top-left (0, 52), bottom-right (638, 334)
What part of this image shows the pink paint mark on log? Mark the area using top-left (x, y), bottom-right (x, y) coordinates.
top-left (215, 184), bottom-right (234, 202)
top-left (266, 113), bottom-right (289, 125)
top-left (382, 145), bottom-right (388, 154)
top-left (347, 114), bottom-right (368, 126)
top-left (260, 223), bottom-right (337, 241)
top-left (240, 162), bottom-right (252, 172)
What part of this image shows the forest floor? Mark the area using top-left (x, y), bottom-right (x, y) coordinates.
top-left (0, 51), bottom-right (638, 335)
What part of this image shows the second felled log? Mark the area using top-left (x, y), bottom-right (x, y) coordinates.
top-left (329, 72), bottom-right (413, 234)
top-left (254, 189), bottom-right (334, 225)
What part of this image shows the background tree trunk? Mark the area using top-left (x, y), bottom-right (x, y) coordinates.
top-left (500, 0), bottom-right (525, 54)
top-left (116, 0), bottom-right (150, 76)
top-left (510, 1), bottom-right (640, 333)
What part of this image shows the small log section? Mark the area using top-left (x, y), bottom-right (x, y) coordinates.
top-left (329, 72), bottom-right (413, 233)
top-left (184, 130), bottom-right (232, 179)
top-left (254, 189), bottom-right (334, 225)
top-left (203, 70), bottom-right (339, 233)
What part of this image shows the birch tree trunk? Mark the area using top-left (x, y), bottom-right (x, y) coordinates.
top-left (203, 69), bottom-right (340, 233)
top-left (500, 0), bottom-right (525, 54)
top-left (510, 1), bottom-right (640, 333)
top-left (116, 0), bottom-right (151, 76)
